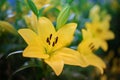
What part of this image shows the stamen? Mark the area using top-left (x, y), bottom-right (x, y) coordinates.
top-left (90, 45), bottom-right (95, 50)
top-left (46, 37), bottom-right (50, 45)
top-left (88, 43), bottom-right (93, 47)
top-left (50, 34), bottom-right (52, 40)
top-left (55, 37), bottom-right (58, 44)
top-left (88, 42), bottom-right (95, 51)
top-left (52, 42), bottom-right (55, 47)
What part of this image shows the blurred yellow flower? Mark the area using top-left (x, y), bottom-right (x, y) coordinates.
top-left (0, 21), bottom-right (17, 35)
top-left (18, 17), bottom-right (87, 76)
top-left (85, 18), bottom-right (114, 51)
top-left (85, 6), bottom-right (115, 51)
top-left (77, 29), bottom-right (106, 74)
top-left (24, 13), bottom-right (37, 32)
top-left (33, 0), bottom-right (50, 10)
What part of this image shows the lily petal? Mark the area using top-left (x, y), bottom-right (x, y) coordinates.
top-left (83, 52), bottom-right (106, 74)
top-left (37, 17), bottom-right (56, 47)
top-left (56, 48), bottom-right (88, 67)
top-left (18, 29), bottom-right (40, 45)
top-left (23, 46), bottom-right (49, 59)
top-left (82, 29), bottom-right (93, 40)
top-left (99, 40), bottom-right (108, 51)
top-left (53, 23), bottom-right (77, 50)
top-left (99, 31), bottom-right (115, 40)
top-left (44, 55), bottom-right (64, 76)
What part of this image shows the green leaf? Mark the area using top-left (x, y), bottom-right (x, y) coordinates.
top-left (27, 0), bottom-right (38, 17)
top-left (38, 7), bottom-right (45, 17)
top-left (56, 5), bottom-right (70, 30)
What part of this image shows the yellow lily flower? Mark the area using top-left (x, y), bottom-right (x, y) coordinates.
top-left (85, 7), bottom-right (115, 51)
top-left (85, 19), bottom-right (114, 51)
top-left (18, 17), bottom-right (87, 76)
top-left (77, 29), bottom-right (106, 74)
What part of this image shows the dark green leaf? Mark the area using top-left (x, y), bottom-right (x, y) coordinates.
top-left (38, 7), bottom-right (45, 17)
top-left (27, 0), bottom-right (38, 17)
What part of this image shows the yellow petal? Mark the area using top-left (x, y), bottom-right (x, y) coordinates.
top-left (23, 46), bottom-right (49, 59)
top-left (56, 48), bottom-right (88, 67)
top-left (99, 40), bottom-right (108, 51)
top-left (44, 55), bottom-right (64, 76)
top-left (18, 29), bottom-right (41, 45)
top-left (82, 29), bottom-right (93, 40)
top-left (99, 31), bottom-right (115, 40)
top-left (37, 17), bottom-right (56, 47)
top-left (53, 23), bottom-right (77, 50)
top-left (84, 53), bottom-right (106, 74)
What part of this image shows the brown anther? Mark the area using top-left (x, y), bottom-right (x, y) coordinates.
top-left (50, 34), bottom-right (52, 40)
top-left (52, 42), bottom-right (55, 47)
top-left (46, 37), bottom-right (50, 45)
top-left (55, 37), bottom-right (58, 44)
top-left (90, 45), bottom-right (95, 50)
top-left (89, 42), bottom-right (95, 51)
top-left (89, 43), bottom-right (93, 47)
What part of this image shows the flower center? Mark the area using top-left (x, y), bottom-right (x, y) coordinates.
top-left (96, 28), bottom-right (102, 33)
top-left (46, 34), bottom-right (58, 47)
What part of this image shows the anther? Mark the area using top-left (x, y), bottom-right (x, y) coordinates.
top-left (90, 45), bottom-right (95, 50)
top-left (89, 43), bottom-right (93, 47)
top-left (50, 34), bottom-right (52, 40)
top-left (55, 37), bottom-right (58, 44)
top-left (46, 37), bottom-right (50, 45)
top-left (88, 42), bottom-right (95, 51)
top-left (52, 42), bottom-right (55, 47)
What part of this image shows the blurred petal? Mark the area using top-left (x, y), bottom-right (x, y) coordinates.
top-left (100, 31), bottom-right (115, 40)
top-left (24, 13), bottom-right (37, 32)
top-left (44, 55), bottom-right (64, 76)
top-left (84, 53), bottom-right (106, 74)
top-left (56, 48), bottom-right (88, 67)
top-left (82, 29), bottom-right (93, 40)
top-left (99, 40), bottom-right (108, 51)
top-left (0, 21), bottom-right (17, 35)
